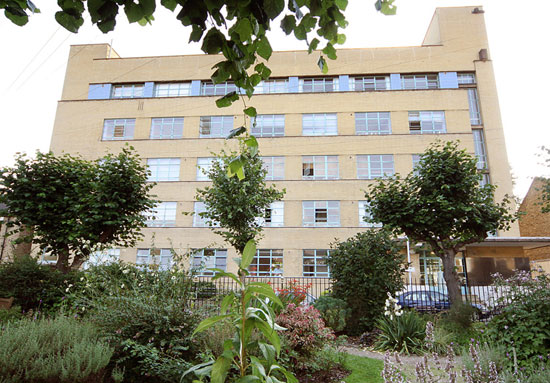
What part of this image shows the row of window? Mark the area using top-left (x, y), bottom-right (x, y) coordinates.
top-left (97, 72), bottom-right (477, 100)
top-left (146, 200), bottom-right (380, 228)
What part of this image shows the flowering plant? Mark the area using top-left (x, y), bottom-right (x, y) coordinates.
top-left (274, 280), bottom-right (312, 309)
top-left (384, 292), bottom-right (404, 320)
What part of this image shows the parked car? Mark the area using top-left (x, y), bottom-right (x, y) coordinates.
top-left (397, 290), bottom-right (485, 317)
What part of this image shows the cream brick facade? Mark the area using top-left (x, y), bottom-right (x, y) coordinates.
top-left (50, 6), bottom-right (520, 278)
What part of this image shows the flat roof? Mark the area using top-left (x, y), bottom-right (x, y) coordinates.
top-left (466, 237), bottom-right (550, 249)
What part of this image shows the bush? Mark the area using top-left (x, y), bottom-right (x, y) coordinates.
top-left (313, 295), bottom-right (350, 332)
top-left (0, 306), bottom-right (23, 323)
top-left (0, 255), bottom-right (80, 313)
top-left (327, 230), bottom-right (406, 334)
top-left (461, 341), bottom-right (508, 380)
top-left (0, 316), bottom-right (112, 383)
top-left (374, 310), bottom-right (426, 355)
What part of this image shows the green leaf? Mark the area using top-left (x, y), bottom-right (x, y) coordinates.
top-left (125, 2), bottom-right (145, 23)
top-left (202, 28), bottom-right (226, 54)
top-left (55, 11), bottom-right (84, 33)
top-left (336, 34), bottom-right (346, 45)
top-left (247, 282), bottom-right (283, 307)
top-left (263, 0), bottom-right (285, 19)
top-left (257, 37), bottom-right (273, 60)
top-left (211, 355), bottom-right (232, 383)
top-left (220, 293), bottom-right (235, 314)
top-left (335, 0), bottom-right (348, 10)
top-left (317, 56), bottom-right (328, 74)
top-left (322, 43), bottom-right (337, 60)
top-left (4, 7), bottom-right (29, 26)
top-left (236, 376), bottom-right (261, 383)
top-left (375, 0), bottom-right (397, 15)
top-left (233, 18), bottom-right (253, 41)
top-left (244, 136), bottom-right (259, 156)
top-left (226, 126), bottom-right (247, 139)
top-left (161, 0), bottom-right (177, 11)
top-left (216, 91), bottom-right (239, 108)
top-left (244, 107), bottom-right (257, 118)
top-left (254, 63), bottom-right (272, 79)
top-left (280, 15), bottom-right (296, 35)
top-left (227, 157), bottom-right (245, 180)
top-left (255, 319), bottom-right (281, 355)
top-left (192, 314), bottom-right (232, 336)
top-left (308, 38), bottom-right (320, 53)
top-left (211, 270), bottom-right (241, 285)
top-left (241, 239), bottom-right (256, 269)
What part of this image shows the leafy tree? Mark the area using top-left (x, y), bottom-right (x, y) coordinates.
top-left (539, 146), bottom-right (550, 214)
top-left (0, 147), bottom-right (156, 273)
top-left (365, 141), bottom-right (516, 305)
top-left (327, 229), bottom-right (406, 334)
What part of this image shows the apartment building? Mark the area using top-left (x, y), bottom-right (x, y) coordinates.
top-left (49, 6), bottom-right (541, 283)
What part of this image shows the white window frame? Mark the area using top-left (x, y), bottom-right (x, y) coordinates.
top-left (252, 115), bottom-right (285, 137)
top-left (200, 81), bottom-right (237, 96)
top-left (355, 112), bottom-right (391, 135)
top-left (412, 154), bottom-right (421, 175)
top-left (197, 157), bottom-right (220, 181)
top-left (199, 116), bottom-right (234, 138)
top-left (357, 155), bottom-right (394, 179)
top-left (467, 88), bottom-right (482, 125)
top-left (302, 113), bottom-right (337, 136)
top-left (299, 77), bottom-right (339, 93)
top-left (473, 129), bottom-right (488, 170)
top-left (249, 249), bottom-right (283, 276)
top-left (261, 156), bottom-right (285, 180)
top-left (302, 156), bottom-right (339, 180)
top-left (256, 201), bottom-right (284, 227)
top-left (457, 73), bottom-right (476, 85)
top-left (83, 248), bottom-right (120, 269)
top-left (303, 249), bottom-right (330, 277)
top-left (408, 111), bottom-right (446, 134)
top-left (255, 79), bottom-right (289, 94)
top-left (302, 201), bottom-right (340, 227)
top-left (153, 82), bottom-right (191, 97)
top-left (150, 117), bottom-right (184, 139)
top-left (401, 74), bottom-right (439, 90)
top-left (193, 202), bottom-right (219, 227)
top-left (147, 158), bottom-right (180, 182)
top-left (358, 201), bottom-right (382, 228)
top-left (145, 202), bottom-right (177, 227)
top-left (111, 84), bottom-right (144, 98)
top-left (192, 249), bottom-right (228, 276)
top-left (351, 76), bottom-right (390, 91)
top-left (102, 119), bottom-right (135, 140)
top-left (136, 248), bottom-right (173, 271)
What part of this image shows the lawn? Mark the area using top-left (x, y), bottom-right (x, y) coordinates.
top-left (343, 353), bottom-right (384, 383)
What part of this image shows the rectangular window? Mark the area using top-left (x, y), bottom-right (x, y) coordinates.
top-left (408, 111), bottom-right (446, 134)
top-left (358, 201), bottom-right (382, 228)
top-left (261, 156), bottom-right (284, 180)
top-left (352, 76), bottom-right (390, 91)
top-left (302, 113), bottom-right (337, 136)
top-left (412, 154), bottom-right (421, 175)
top-left (111, 84), bottom-right (144, 98)
top-left (145, 202), bottom-right (177, 227)
top-left (355, 112), bottom-right (391, 135)
top-left (302, 201), bottom-right (340, 227)
top-left (199, 116), bottom-right (234, 138)
top-left (193, 202), bottom-right (219, 227)
top-left (255, 79), bottom-right (289, 94)
top-left (299, 77), bottom-right (338, 93)
top-left (473, 129), bottom-right (488, 170)
top-left (467, 88), bottom-right (482, 125)
top-left (252, 115), bottom-right (285, 137)
top-left (147, 158), bottom-right (180, 182)
top-left (303, 249), bottom-right (330, 277)
top-left (192, 249), bottom-right (227, 276)
top-left (480, 173), bottom-right (491, 187)
top-left (102, 119), bottom-right (135, 140)
top-left (401, 74), bottom-right (439, 90)
top-left (150, 117), bottom-right (184, 139)
top-left (302, 156), bottom-right (339, 180)
top-left (84, 248), bottom-right (120, 269)
top-left (256, 201), bottom-right (284, 227)
top-left (196, 157), bottom-right (219, 181)
top-left (136, 248), bottom-right (173, 271)
top-left (249, 249), bottom-right (283, 276)
top-left (153, 82), bottom-right (191, 97)
top-left (357, 155), bottom-right (394, 179)
top-left (200, 81), bottom-right (237, 96)
top-left (457, 73), bottom-right (476, 85)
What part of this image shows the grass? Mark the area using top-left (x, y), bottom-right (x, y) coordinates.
top-left (342, 353), bottom-right (384, 383)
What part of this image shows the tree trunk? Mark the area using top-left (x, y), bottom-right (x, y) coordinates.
top-left (441, 249), bottom-right (462, 306)
top-left (70, 255), bottom-right (86, 270)
top-left (55, 246), bottom-right (71, 274)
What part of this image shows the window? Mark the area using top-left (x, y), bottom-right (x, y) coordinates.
top-left (199, 116), bottom-right (234, 138)
top-left (261, 156), bottom-right (284, 180)
top-left (358, 201), bottom-right (382, 227)
top-left (252, 115), bottom-right (285, 137)
top-left (153, 82), bottom-right (191, 97)
top-left (102, 119), bottom-right (135, 140)
top-left (193, 202), bottom-right (219, 227)
top-left (255, 79), bottom-right (289, 94)
top-left (145, 202), bottom-right (177, 227)
top-left (480, 173), bottom-right (491, 187)
top-left (147, 158), bottom-right (180, 182)
top-left (457, 73), bottom-right (476, 85)
top-left (473, 129), bottom-right (488, 170)
top-left (197, 157), bottom-right (220, 181)
top-left (302, 113), bottom-right (337, 136)
top-left (355, 112), bottom-right (391, 135)
top-left (83, 248), bottom-right (120, 269)
top-left (352, 76), bottom-right (390, 91)
top-left (136, 248), bottom-right (173, 270)
top-left (408, 111), bottom-right (446, 134)
top-left (303, 249), bottom-right (330, 277)
top-left (111, 83), bottom-right (144, 98)
top-left (201, 81), bottom-right (237, 96)
top-left (302, 156), bottom-right (338, 180)
top-left (192, 249), bottom-right (227, 276)
top-left (467, 88), bottom-right (482, 125)
top-left (249, 249), bottom-right (283, 276)
top-left (256, 201), bottom-right (284, 227)
top-left (357, 155), bottom-right (394, 179)
top-left (302, 201), bottom-right (340, 227)
top-left (150, 117), bottom-right (184, 139)
top-left (299, 77), bottom-right (338, 92)
top-left (401, 74), bottom-right (439, 90)
top-left (412, 154), bottom-right (421, 175)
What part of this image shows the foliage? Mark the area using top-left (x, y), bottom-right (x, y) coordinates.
top-left (327, 229), bottom-right (406, 334)
top-left (0, 306), bottom-right (23, 324)
top-left (539, 147), bottom-right (550, 213)
top-left (461, 341), bottom-right (508, 381)
top-left (365, 141), bottom-right (517, 305)
top-left (313, 295), bottom-right (350, 332)
top-left (0, 255), bottom-right (79, 312)
top-left (441, 302), bottom-right (476, 331)
top-left (485, 269), bottom-right (550, 367)
top-left (0, 316), bottom-right (113, 383)
top-left (274, 279), bottom-right (312, 312)
top-left (0, 148), bottom-right (156, 272)
top-left (196, 144), bottom-right (285, 253)
top-left (374, 311), bottom-right (426, 355)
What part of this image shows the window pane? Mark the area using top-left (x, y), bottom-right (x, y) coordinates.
top-left (150, 117), bottom-right (184, 139)
top-left (302, 113), bottom-right (337, 136)
top-left (357, 155), bottom-right (394, 179)
top-left (303, 249), bottom-right (330, 277)
top-left (200, 116), bottom-right (234, 138)
top-left (355, 112), bottom-right (391, 135)
top-left (102, 119), bottom-right (135, 140)
top-left (251, 115), bottom-right (285, 137)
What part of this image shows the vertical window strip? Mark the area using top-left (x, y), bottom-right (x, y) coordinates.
top-left (355, 112), bottom-right (391, 135)
top-left (358, 201), bottom-right (382, 228)
top-left (193, 202), bottom-right (219, 227)
top-left (302, 201), bottom-right (340, 227)
top-left (102, 119), bottom-right (135, 140)
top-left (357, 155), bottom-right (394, 179)
top-left (249, 249), bottom-right (283, 276)
top-left (200, 81), bottom-right (237, 96)
top-left (467, 88), bottom-right (482, 125)
top-left (302, 113), bottom-right (338, 136)
top-left (302, 156), bottom-right (339, 180)
top-left (146, 202), bottom-right (177, 227)
top-left (352, 76), bottom-right (390, 91)
top-left (252, 115), bottom-right (285, 137)
top-left (255, 79), bottom-right (289, 94)
top-left (192, 249), bottom-right (228, 276)
top-left (401, 74), bottom-right (439, 90)
top-left (261, 156), bottom-right (285, 180)
top-left (147, 158), bottom-right (180, 182)
top-left (112, 84), bottom-right (144, 98)
top-left (303, 249), bottom-right (330, 277)
top-left (473, 129), bottom-right (488, 170)
top-left (199, 116), bottom-right (234, 138)
top-left (256, 201), bottom-right (284, 227)
top-left (150, 117), bottom-right (184, 139)
top-left (196, 157), bottom-right (219, 181)
top-left (153, 83), bottom-right (191, 97)
top-left (299, 77), bottom-right (338, 92)
top-left (136, 249), bottom-right (173, 270)
top-left (412, 154), bottom-right (421, 175)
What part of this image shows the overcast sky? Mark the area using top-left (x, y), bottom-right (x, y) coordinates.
top-left (0, 0), bottom-right (548, 200)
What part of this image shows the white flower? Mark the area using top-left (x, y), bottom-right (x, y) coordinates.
top-left (80, 277), bottom-right (85, 281)
top-left (171, 276), bottom-right (176, 281)
top-left (65, 287), bottom-right (70, 292)
top-left (121, 283), bottom-right (125, 289)
top-left (122, 269), bottom-right (130, 274)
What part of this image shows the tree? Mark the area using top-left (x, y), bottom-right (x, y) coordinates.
top-left (327, 229), bottom-right (406, 334)
top-left (0, 147), bottom-right (156, 273)
top-left (539, 146), bottom-right (550, 214)
top-left (365, 141), bottom-right (517, 305)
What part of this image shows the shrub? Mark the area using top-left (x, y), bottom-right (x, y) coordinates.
top-left (374, 310), bottom-right (426, 355)
top-left (0, 316), bottom-right (112, 383)
top-left (441, 302), bottom-right (476, 330)
top-left (313, 295), bottom-right (350, 332)
top-left (327, 230), bottom-right (406, 334)
top-left (274, 279), bottom-right (312, 311)
top-left (461, 341), bottom-right (508, 380)
top-left (0, 306), bottom-right (23, 323)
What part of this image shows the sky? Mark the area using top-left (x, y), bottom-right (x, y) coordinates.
top-left (0, 0), bottom-right (549, 200)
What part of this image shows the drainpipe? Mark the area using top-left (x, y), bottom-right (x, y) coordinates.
top-left (0, 217), bottom-right (9, 262)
